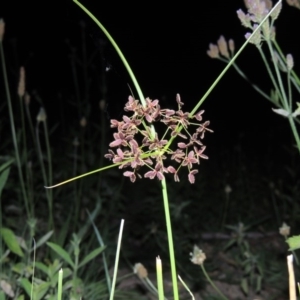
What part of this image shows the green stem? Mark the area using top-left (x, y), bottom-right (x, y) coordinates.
top-left (161, 178), bottom-right (179, 300)
top-left (257, 47), bottom-right (284, 104)
top-left (73, 0), bottom-right (146, 108)
top-left (156, 257), bottom-right (165, 300)
top-left (190, 1), bottom-right (282, 117)
top-left (35, 122), bottom-right (53, 228)
top-left (232, 63), bottom-right (273, 103)
top-left (19, 94), bottom-right (34, 217)
top-left (266, 41), bottom-right (300, 153)
top-left (266, 41), bottom-right (287, 105)
top-left (200, 264), bottom-right (228, 300)
top-left (42, 118), bottom-right (53, 226)
top-left (273, 39), bottom-right (300, 87)
top-left (0, 41), bottom-right (30, 218)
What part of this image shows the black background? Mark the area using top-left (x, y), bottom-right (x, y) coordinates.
top-left (1, 0), bottom-right (299, 161)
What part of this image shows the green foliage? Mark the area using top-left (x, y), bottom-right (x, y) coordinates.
top-left (286, 235), bottom-right (300, 251)
top-left (0, 228), bottom-right (24, 257)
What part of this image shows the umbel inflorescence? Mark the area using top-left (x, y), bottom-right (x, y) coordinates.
top-left (105, 94), bottom-right (212, 184)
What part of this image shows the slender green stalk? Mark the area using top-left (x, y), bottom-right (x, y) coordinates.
top-left (161, 178), bottom-right (179, 300)
top-left (19, 94), bottom-right (34, 217)
top-left (88, 211), bottom-right (111, 294)
top-left (161, 1), bottom-right (284, 154)
top-left (73, 239), bottom-right (79, 281)
top-left (35, 121), bottom-right (54, 228)
top-left (264, 40), bottom-right (300, 152)
top-left (30, 238), bottom-right (36, 300)
top-left (73, 0), bottom-right (146, 107)
top-left (24, 100), bottom-right (38, 150)
top-left (190, 1), bottom-right (282, 117)
top-left (232, 63), bottom-right (273, 102)
top-left (200, 264), bottom-right (228, 300)
top-left (273, 40), bottom-right (300, 87)
top-left (109, 219), bottom-right (124, 300)
top-left (0, 39), bottom-right (30, 218)
top-left (266, 41), bottom-right (287, 105)
top-left (287, 69), bottom-right (292, 110)
top-left (57, 269), bottom-right (63, 300)
top-left (46, 162), bottom-right (121, 188)
top-left (156, 257), bottom-right (164, 300)
top-left (42, 117), bottom-right (54, 225)
top-left (178, 275), bottom-right (194, 300)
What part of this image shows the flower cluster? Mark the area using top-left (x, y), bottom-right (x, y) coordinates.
top-left (207, 35), bottom-right (235, 60)
top-left (105, 94), bottom-right (212, 184)
top-left (237, 0), bottom-right (282, 46)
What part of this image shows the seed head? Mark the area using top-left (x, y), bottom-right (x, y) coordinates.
top-left (286, 0), bottom-right (300, 9)
top-left (0, 19), bottom-right (5, 42)
top-left (80, 117), bottom-right (87, 127)
top-left (190, 245), bottom-right (206, 265)
top-left (237, 9), bottom-right (252, 28)
top-left (207, 43), bottom-right (219, 59)
top-left (105, 94), bottom-right (212, 184)
top-left (18, 67), bottom-right (26, 97)
top-left (228, 39), bottom-right (235, 55)
top-left (286, 54), bottom-right (294, 71)
top-left (279, 222), bottom-right (290, 238)
top-left (134, 263), bottom-right (148, 279)
top-left (37, 107), bottom-right (47, 122)
top-left (271, 1), bottom-right (282, 20)
top-left (217, 35), bottom-right (230, 58)
top-left (245, 25), bottom-right (262, 46)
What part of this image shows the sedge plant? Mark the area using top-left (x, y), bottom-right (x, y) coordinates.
top-left (46, 1), bottom-right (283, 299)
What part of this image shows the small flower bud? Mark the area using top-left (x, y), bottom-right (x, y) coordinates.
top-left (279, 222), bottom-right (290, 238)
top-left (207, 43), bottom-right (219, 59)
top-left (37, 107), bottom-right (47, 122)
top-left (286, 54), bottom-right (294, 71)
top-left (286, 0), bottom-right (300, 9)
top-left (217, 35), bottom-right (230, 58)
top-left (228, 39), bottom-right (235, 56)
top-left (237, 9), bottom-right (252, 28)
top-left (225, 185), bottom-right (232, 194)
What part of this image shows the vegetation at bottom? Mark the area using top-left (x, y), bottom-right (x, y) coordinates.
top-left (1, 0), bottom-right (300, 299)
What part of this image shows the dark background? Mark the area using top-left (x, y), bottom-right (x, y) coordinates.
top-left (1, 0), bottom-right (299, 164)
top-left (2, 0), bottom-right (300, 280)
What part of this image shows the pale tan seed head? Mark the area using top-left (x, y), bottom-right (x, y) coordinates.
top-left (133, 263), bottom-right (148, 279)
top-left (0, 19), bottom-right (5, 42)
top-left (207, 43), bottom-right (219, 59)
top-left (18, 67), bottom-right (26, 97)
top-left (279, 222), bottom-right (291, 238)
top-left (80, 117), bottom-right (87, 127)
top-left (217, 35), bottom-right (230, 58)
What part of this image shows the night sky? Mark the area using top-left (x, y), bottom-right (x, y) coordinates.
top-left (1, 0), bottom-right (299, 161)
